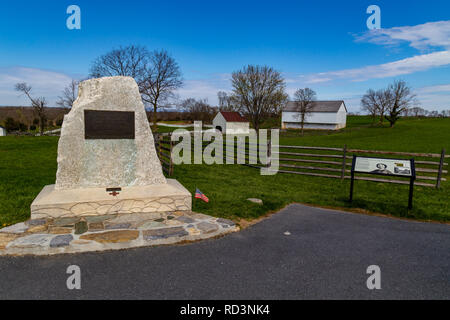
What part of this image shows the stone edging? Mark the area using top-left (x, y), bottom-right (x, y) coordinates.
top-left (0, 211), bottom-right (238, 256)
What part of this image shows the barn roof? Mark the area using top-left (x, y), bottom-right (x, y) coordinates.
top-left (283, 100), bottom-right (346, 113)
top-left (219, 111), bottom-right (247, 122)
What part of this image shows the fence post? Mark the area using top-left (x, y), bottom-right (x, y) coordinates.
top-left (436, 148), bottom-right (446, 189)
top-left (158, 135), bottom-right (163, 160)
top-left (267, 139), bottom-right (271, 168)
top-left (169, 137), bottom-right (174, 176)
top-left (341, 144), bottom-right (347, 180)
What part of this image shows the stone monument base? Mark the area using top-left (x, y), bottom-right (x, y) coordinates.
top-left (31, 179), bottom-right (191, 220)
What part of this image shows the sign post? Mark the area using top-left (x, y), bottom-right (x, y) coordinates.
top-left (349, 156), bottom-right (416, 209)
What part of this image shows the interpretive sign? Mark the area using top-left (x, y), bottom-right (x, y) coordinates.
top-left (350, 156), bottom-right (416, 209)
top-left (354, 157), bottom-right (413, 177)
top-left (85, 110), bottom-right (135, 139)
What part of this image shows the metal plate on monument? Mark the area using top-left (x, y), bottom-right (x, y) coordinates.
top-left (84, 110), bottom-right (135, 139)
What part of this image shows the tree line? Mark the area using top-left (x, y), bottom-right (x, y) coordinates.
top-left (11, 44), bottom-right (449, 135)
top-left (14, 45), bottom-right (183, 134)
top-left (360, 81), bottom-right (450, 126)
top-left (12, 45), bottom-right (314, 133)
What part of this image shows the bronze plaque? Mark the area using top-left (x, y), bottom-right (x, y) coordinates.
top-left (84, 110), bottom-right (135, 139)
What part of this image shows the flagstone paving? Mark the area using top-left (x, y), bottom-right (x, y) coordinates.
top-left (0, 211), bottom-right (238, 256)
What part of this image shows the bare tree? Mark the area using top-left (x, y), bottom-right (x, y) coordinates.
top-left (440, 109), bottom-right (450, 117)
top-left (293, 88), bottom-right (317, 136)
top-left (89, 46), bottom-right (183, 131)
top-left (217, 91), bottom-right (236, 111)
top-left (410, 106), bottom-right (426, 117)
top-left (360, 89), bottom-right (378, 122)
top-left (231, 65), bottom-right (287, 131)
top-left (385, 80), bottom-right (416, 127)
top-left (360, 88), bottom-right (391, 124)
top-left (89, 45), bottom-right (148, 80)
top-left (139, 50), bottom-right (183, 131)
top-left (375, 89), bottom-right (392, 123)
top-left (14, 82), bottom-right (47, 134)
top-left (179, 98), bottom-right (216, 122)
top-left (56, 79), bottom-right (79, 109)
top-left (428, 110), bottom-right (439, 117)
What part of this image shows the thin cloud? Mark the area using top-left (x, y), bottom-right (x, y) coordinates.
top-left (300, 21), bottom-right (450, 84)
top-left (414, 83), bottom-right (450, 111)
top-left (416, 84), bottom-right (450, 94)
top-left (354, 20), bottom-right (450, 51)
top-left (304, 51), bottom-right (450, 83)
top-left (0, 67), bottom-right (74, 106)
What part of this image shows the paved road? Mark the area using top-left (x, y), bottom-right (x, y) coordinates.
top-left (0, 204), bottom-right (449, 299)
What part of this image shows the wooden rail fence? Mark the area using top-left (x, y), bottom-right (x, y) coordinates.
top-left (154, 132), bottom-right (448, 188)
top-left (154, 133), bottom-right (173, 176)
top-left (273, 145), bottom-right (448, 188)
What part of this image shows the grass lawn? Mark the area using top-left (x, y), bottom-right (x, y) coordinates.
top-left (0, 116), bottom-right (449, 228)
top-left (280, 116), bottom-right (450, 153)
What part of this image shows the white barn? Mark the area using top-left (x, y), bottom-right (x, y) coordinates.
top-left (0, 126), bottom-right (6, 136)
top-left (212, 111), bottom-right (249, 134)
top-left (281, 100), bottom-right (347, 130)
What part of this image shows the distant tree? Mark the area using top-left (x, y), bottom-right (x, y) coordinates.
top-left (377, 89), bottom-right (393, 123)
top-left (89, 45), bottom-right (148, 80)
top-left (2, 117), bottom-right (27, 132)
top-left (401, 107), bottom-right (410, 117)
top-left (410, 106), bottom-right (426, 117)
top-left (3, 117), bottom-right (19, 131)
top-left (231, 65), bottom-right (287, 131)
top-left (55, 117), bottom-right (64, 127)
top-left (139, 50), bottom-right (183, 131)
top-left (293, 88), bottom-right (317, 136)
top-left (56, 79), bottom-right (79, 108)
top-left (89, 46), bottom-right (183, 131)
top-left (360, 89), bottom-right (378, 122)
top-left (18, 122), bottom-right (28, 131)
top-left (15, 109), bottom-right (28, 128)
top-left (429, 110), bottom-right (439, 117)
top-left (440, 109), bottom-right (450, 118)
top-left (217, 91), bottom-right (236, 111)
top-left (360, 88), bottom-right (391, 124)
top-left (14, 82), bottom-right (47, 134)
top-left (179, 98), bottom-right (216, 123)
top-left (385, 80), bottom-right (416, 127)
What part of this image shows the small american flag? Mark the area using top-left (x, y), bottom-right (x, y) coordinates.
top-left (195, 188), bottom-right (209, 203)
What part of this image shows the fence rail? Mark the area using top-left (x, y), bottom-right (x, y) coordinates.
top-left (154, 134), bottom-right (173, 176)
top-left (154, 132), bottom-right (447, 188)
top-left (274, 144), bottom-right (447, 188)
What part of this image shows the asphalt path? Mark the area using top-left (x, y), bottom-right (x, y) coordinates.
top-left (0, 204), bottom-right (448, 299)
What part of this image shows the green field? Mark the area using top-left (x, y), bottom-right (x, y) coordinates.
top-left (1, 116), bottom-right (449, 228)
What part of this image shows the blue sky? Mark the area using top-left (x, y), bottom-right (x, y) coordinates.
top-left (0, 0), bottom-right (449, 112)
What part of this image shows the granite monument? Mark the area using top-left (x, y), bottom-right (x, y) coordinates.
top-left (31, 76), bottom-right (191, 219)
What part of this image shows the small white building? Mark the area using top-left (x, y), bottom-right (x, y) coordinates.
top-left (0, 126), bottom-right (6, 136)
top-left (281, 100), bottom-right (347, 130)
top-left (212, 111), bottom-right (249, 134)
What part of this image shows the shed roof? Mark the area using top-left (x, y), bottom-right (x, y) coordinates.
top-left (283, 100), bottom-right (346, 113)
top-left (219, 111), bottom-right (247, 122)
